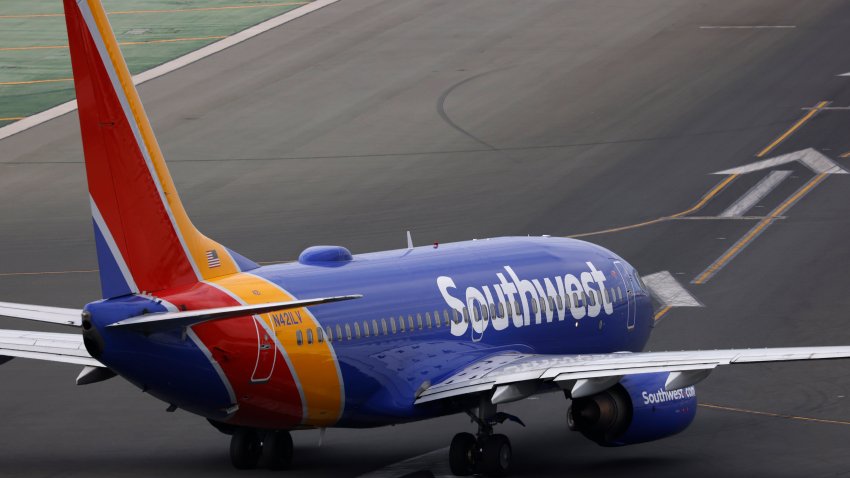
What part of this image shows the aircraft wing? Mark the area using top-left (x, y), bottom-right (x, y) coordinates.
top-left (0, 329), bottom-right (100, 367)
top-left (414, 347), bottom-right (850, 405)
top-left (0, 301), bottom-right (81, 326)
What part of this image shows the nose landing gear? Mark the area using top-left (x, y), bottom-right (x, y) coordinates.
top-left (229, 428), bottom-right (293, 470)
top-left (448, 397), bottom-right (523, 476)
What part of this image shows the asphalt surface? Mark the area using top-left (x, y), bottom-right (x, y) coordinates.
top-left (2, 0), bottom-right (850, 476)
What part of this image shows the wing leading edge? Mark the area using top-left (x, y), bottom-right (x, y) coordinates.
top-left (415, 347), bottom-right (850, 405)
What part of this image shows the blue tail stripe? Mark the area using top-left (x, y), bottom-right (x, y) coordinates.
top-left (93, 219), bottom-right (132, 298)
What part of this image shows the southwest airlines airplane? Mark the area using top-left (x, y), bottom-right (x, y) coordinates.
top-left (2, 1), bottom-right (849, 476)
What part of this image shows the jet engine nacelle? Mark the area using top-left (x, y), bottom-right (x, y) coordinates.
top-left (568, 372), bottom-right (697, 446)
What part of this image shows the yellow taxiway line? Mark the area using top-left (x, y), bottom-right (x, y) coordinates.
top-left (693, 172), bottom-right (828, 284)
top-left (755, 101), bottom-right (829, 158)
top-left (700, 403), bottom-right (850, 427)
top-left (569, 174), bottom-right (739, 239)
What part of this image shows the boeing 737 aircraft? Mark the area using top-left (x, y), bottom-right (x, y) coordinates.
top-left (2, 1), bottom-right (850, 476)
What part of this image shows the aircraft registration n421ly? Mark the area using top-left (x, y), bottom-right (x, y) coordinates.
top-left (2, 1), bottom-right (850, 476)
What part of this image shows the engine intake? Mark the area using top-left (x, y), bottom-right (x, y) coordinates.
top-left (569, 372), bottom-right (697, 446)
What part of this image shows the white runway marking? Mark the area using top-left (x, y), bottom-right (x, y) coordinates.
top-left (0, 0), bottom-right (340, 142)
top-left (720, 170), bottom-right (792, 217)
top-left (699, 25), bottom-right (796, 29)
top-left (642, 271), bottom-right (702, 307)
top-left (714, 148), bottom-right (848, 175)
top-left (358, 447), bottom-right (452, 478)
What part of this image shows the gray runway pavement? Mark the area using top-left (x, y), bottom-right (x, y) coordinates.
top-left (3, 0), bottom-right (850, 476)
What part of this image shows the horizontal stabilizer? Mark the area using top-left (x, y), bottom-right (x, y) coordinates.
top-left (0, 302), bottom-right (82, 327)
top-left (109, 295), bottom-right (362, 331)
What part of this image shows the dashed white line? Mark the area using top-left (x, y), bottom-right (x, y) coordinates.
top-left (699, 25), bottom-right (796, 29)
top-left (720, 170), bottom-right (791, 218)
top-left (0, 0), bottom-right (340, 142)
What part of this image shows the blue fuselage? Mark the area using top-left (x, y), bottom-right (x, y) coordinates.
top-left (87, 237), bottom-right (654, 428)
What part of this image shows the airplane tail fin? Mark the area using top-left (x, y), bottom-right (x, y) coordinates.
top-left (63, 0), bottom-right (258, 299)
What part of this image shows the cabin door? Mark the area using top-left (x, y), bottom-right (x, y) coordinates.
top-left (613, 261), bottom-right (636, 330)
top-left (251, 316), bottom-right (276, 383)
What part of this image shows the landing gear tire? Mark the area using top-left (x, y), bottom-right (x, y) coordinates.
top-left (449, 432), bottom-right (477, 476)
top-left (230, 428), bottom-right (262, 470)
top-left (480, 434), bottom-right (512, 477)
top-left (261, 430), bottom-right (294, 470)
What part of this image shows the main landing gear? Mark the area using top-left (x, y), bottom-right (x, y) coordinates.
top-left (230, 428), bottom-right (293, 470)
top-left (449, 397), bottom-right (524, 477)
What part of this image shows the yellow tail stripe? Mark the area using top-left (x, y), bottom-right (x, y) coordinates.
top-left (84, 0), bottom-right (239, 279)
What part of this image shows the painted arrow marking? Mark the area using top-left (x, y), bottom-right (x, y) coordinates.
top-left (641, 271), bottom-right (702, 322)
top-left (642, 271), bottom-right (702, 308)
top-left (720, 170), bottom-right (792, 217)
top-left (713, 148), bottom-right (847, 175)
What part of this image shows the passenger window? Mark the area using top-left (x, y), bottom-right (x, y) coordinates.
top-left (408, 315), bottom-right (415, 331)
top-left (336, 325), bottom-right (343, 341)
top-left (306, 328), bottom-right (314, 345)
top-left (390, 317), bottom-right (398, 334)
top-left (425, 312), bottom-right (432, 329)
top-left (345, 324), bottom-right (352, 340)
top-left (296, 330), bottom-right (303, 346)
top-left (497, 302), bottom-right (504, 317)
top-left (354, 322), bottom-right (361, 339)
top-left (399, 316), bottom-right (406, 332)
top-left (617, 287), bottom-right (623, 301)
top-left (506, 303), bottom-right (512, 319)
top-left (565, 294), bottom-right (571, 309)
top-left (372, 320), bottom-right (379, 336)
top-left (531, 298), bottom-right (538, 314)
top-left (363, 321), bottom-right (370, 337)
top-left (556, 295), bottom-right (563, 310)
top-left (317, 327), bottom-right (324, 343)
top-left (588, 291), bottom-right (596, 306)
top-left (417, 314), bottom-right (423, 330)
top-left (463, 307), bottom-right (470, 323)
top-left (488, 303), bottom-right (495, 320)
top-left (453, 309), bottom-right (460, 324)
top-left (381, 318), bottom-right (389, 335)
top-left (325, 326), bottom-right (333, 342)
top-left (548, 296), bottom-right (555, 311)
top-left (514, 301), bottom-right (522, 316)
top-left (435, 310), bottom-right (442, 328)
top-left (575, 293), bottom-right (582, 307)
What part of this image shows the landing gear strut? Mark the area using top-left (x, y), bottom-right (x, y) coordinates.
top-left (229, 428), bottom-right (293, 470)
top-left (449, 397), bottom-right (522, 476)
